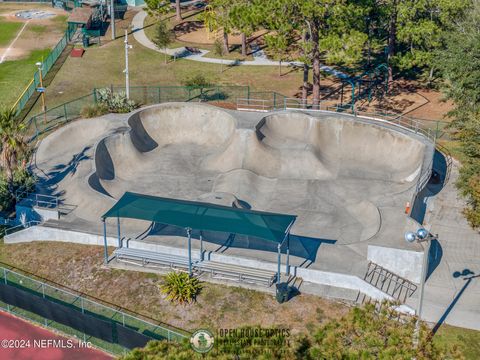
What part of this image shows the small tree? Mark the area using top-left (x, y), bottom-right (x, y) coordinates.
top-left (213, 38), bottom-right (225, 73)
top-left (0, 107), bottom-right (29, 194)
top-left (154, 20), bottom-right (172, 64)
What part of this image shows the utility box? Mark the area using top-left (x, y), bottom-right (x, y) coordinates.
top-left (275, 283), bottom-right (290, 304)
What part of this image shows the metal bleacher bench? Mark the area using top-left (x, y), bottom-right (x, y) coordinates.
top-left (113, 247), bottom-right (277, 287)
top-left (196, 261), bottom-right (277, 287)
top-left (114, 247), bottom-right (191, 272)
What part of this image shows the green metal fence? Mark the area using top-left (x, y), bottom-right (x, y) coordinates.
top-left (26, 84), bottom-right (452, 144)
top-left (27, 85), bottom-right (251, 141)
top-left (0, 265), bottom-right (188, 356)
top-left (13, 24), bottom-right (77, 114)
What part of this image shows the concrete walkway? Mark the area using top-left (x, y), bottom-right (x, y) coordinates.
top-left (131, 10), bottom-right (300, 67)
top-left (408, 161), bottom-right (480, 330)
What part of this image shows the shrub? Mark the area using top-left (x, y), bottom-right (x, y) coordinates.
top-left (0, 168), bottom-right (36, 212)
top-left (80, 104), bottom-right (109, 118)
top-left (182, 74), bottom-right (212, 88)
top-left (96, 88), bottom-right (139, 113)
top-left (159, 272), bottom-right (202, 305)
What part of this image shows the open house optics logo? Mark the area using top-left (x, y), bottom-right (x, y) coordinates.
top-left (190, 329), bottom-right (214, 353)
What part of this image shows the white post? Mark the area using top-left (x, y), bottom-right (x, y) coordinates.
top-left (103, 220), bottom-right (108, 264)
top-left (110, 0), bottom-right (115, 40)
top-left (277, 243), bottom-right (281, 283)
top-left (187, 228), bottom-right (192, 276)
top-left (124, 29), bottom-right (132, 99)
top-left (200, 232), bottom-right (203, 261)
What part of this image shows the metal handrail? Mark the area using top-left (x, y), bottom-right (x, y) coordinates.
top-left (15, 190), bottom-right (59, 209)
top-left (4, 220), bottom-right (40, 236)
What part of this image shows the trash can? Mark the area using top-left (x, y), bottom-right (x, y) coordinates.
top-left (275, 282), bottom-right (289, 304)
top-left (82, 34), bottom-right (90, 48)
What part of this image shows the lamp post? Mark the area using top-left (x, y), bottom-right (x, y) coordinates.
top-left (124, 28), bottom-right (132, 99)
top-left (35, 62), bottom-right (47, 123)
top-left (404, 227), bottom-right (436, 346)
top-left (110, 0), bottom-right (115, 40)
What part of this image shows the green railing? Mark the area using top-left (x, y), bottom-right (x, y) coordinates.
top-left (0, 265), bottom-right (188, 356)
top-left (13, 23), bottom-right (77, 114)
top-left (27, 85), bottom-right (251, 141)
top-left (26, 84), bottom-right (452, 145)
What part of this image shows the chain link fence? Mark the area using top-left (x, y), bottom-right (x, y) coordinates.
top-left (12, 24), bottom-right (77, 114)
top-left (0, 265), bottom-right (188, 356)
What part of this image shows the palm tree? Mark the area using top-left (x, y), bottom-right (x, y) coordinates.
top-left (0, 107), bottom-right (28, 194)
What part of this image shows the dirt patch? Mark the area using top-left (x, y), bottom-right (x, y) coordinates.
top-left (0, 241), bottom-right (349, 334)
top-left (0, 6), bottom-right (67, 61)
top-left (174, 20), bottom-right (267, 46)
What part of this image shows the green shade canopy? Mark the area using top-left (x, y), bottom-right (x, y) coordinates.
top-left (102, 192), bottom-right (296, 243)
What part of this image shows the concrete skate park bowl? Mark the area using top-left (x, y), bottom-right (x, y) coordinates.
top-left (90, 103), bottom-right (429, 249)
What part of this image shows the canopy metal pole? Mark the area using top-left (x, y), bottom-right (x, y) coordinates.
top-left (103, 219), bottom-right (108, 264)
top-left (286, 233), bottom-right (290, 276)
top-left (187, 228), bottom-right (192, 276)
top-left (277, 243), bottom-right (281, 283)
top-left (117, 216), bottom-right (121, 248)
top-left (200, 231), bottom-right (203, 261)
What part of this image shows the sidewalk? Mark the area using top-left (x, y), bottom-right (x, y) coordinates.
top-left (131, 10), bottom-right (301, 67)
top-left (416, 161), bottom-right (480, 330)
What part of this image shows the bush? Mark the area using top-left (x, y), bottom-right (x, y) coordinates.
top-left (96, 88), bottom-right (139, 113)
top-left (159, 272), bottom-right (202, 305)
top-left (182, 74), bottom-right (212, 88)
top-left (80, 104), bottom-right (109, 118)
top-left (0, 168), bottom-right (36, 213)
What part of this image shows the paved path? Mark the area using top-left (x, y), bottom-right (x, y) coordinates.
top-left (131, 10), bottom-right (301, 67)
top-left (412, 161), bottom-right (480, 330)
top-left (0, 311), bottom-right (112, 360)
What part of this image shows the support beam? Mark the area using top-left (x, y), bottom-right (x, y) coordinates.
top-left (286, 234), bottom-right (290, 276)
top-left (277, 243), bottom-right (281, 283)
top-left (200, 231), bottom-right (203, 261)
top-left (117, 216), bottom-right (121, 248)
top-left (103, 220), bottom-right (108, 264)
top-left (187, 228), bottom-right (192, 276)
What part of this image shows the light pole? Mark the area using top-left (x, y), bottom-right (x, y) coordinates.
top-left (110, 0), bottom-right (115, 40)
top-left (404, 227), bottom-right (436, 345)
top-left (124, 28), bottom-right (132, 99)
top-left (35, 62), bottom-right (47, 123)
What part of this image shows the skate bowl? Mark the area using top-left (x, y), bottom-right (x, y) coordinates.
top-left (90, 103), bottom-right (429, 245)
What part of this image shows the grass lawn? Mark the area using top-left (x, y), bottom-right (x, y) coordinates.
top-left (27, 24), bottom-right (305, 115)
top-left (0, 22), bottom-right (23, 46)
top-left (0, 48), bottom-right (50, 108)
top-left (434, 324), bottom-right (480, 359)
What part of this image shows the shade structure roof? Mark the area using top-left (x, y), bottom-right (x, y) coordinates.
top-left (102, 192), bottom-right (296, 243)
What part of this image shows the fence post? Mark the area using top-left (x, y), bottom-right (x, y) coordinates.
top-left (64, 103), bottom-right (68, 122)
top-left (81, 297), bottom-right (84, 314)
top-left (158, 87), bottom-right (161, 103)
top-left (122, 313), bottom-right (125, 326)
top-left (273, 92), bottom-right (276, 110)
top-left (93, 88), bottom-right (97, 104)
top-left (3, 268), bottom-right (7, 285)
